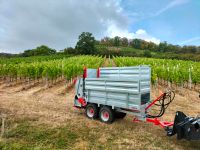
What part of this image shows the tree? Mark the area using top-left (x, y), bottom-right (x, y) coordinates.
top-left (121, 37), bottom-right (128, 47)
top-left (22, 45), bottom-right (56, 57)
top-left (34, 45), bottom-right (56, 55)
top-left (64, 47), bottom-right (77, 54)
top-left (130, 39), bottom-right (142, 49)
top-left (100, 37), bottom-right (111, 46)
top-left (148, 42), bottom-right (157, 51)
top-left (113, 36), bottom-right (121, 46)
top-left (75, 32), bottom-right (96, 54)
top-left (158, 41), bottom-right (168, 52)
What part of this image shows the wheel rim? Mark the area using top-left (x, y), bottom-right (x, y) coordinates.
top-left (87, 107), bottom-right (94, 118)
top-left (101, 110), bottom-right (109, 122)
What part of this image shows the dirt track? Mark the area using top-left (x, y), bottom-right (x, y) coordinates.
top-left (0, 80), bottom-right (200, 149)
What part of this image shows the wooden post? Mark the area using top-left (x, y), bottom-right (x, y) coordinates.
top-left (188, 68), bottom-right (192, 89)
top-left (45, 72), bottom-right (48, 88)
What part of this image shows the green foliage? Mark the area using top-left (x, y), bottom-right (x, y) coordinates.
top-left (130, 39), bottom-right (142, 49)
top-left (98, 37), bottom-right (200, 54)
top-left (113, 57), bottom-right (200, 85)
top-left (152, 52), bottom-right (200, 61)
top-left (0, 55), bottom-right (104, 81)
top-left (0, 55), bottom-right (71, 64)
top-left (22, 45), bottom-right (56, 57)
top-left (120, 37), bottom-right (128, 47)
top-left (64, 47), bottom-right (78, 54)
top-left (143, 50), bottom-right (152, 57)
top-left (158, 41), bottom-right (168, 52)
top-left (95, 45), bottom-right (144, 57)
top-left (75, 32), bottom-right (96, 54)
top-left (113, 36), bottom-right (120, 47)
top-left (95, 44), bottom-right (200, 61)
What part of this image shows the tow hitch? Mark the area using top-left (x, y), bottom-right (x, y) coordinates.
top-left (167, 111), bottom-right (200, 140)
top-left (145, 91), bottom-right (200, 140)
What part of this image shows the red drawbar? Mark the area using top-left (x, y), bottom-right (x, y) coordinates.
top-left (78, 97), bottom-right (87, 107)
top-left (145, 92), bottom-right (165, 111)
top-left (146, 118), bottom-right (174, 128)
top-left (133, 118), bottom-right (174, 128)
top-left (97, 68), bottom-right (100, 78)
top-left (83, 67), bottom-right (87, 78)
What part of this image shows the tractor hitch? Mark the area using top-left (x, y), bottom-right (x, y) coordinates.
top-left (166, 111), bottom-right (200, 140)
top-left (144, 91), bottom-right (200, 140)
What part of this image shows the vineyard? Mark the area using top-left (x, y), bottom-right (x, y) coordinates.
top-left (0, 55), bottom-right (104, 88)
top-left (0, 55), bottom-right (74, 64)
top-left (0, 55), bottom-right (199, 91)
top-left (114, 57), bottom-right (200, 89)
top-left (0, 55), bottom-right (200, 90)
top-left (0, 55), bottom-right (200, 149)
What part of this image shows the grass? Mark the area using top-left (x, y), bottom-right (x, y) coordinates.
top-left (1, 117), bottom-right (200, 150)
top-left (0, 118), bottom-right (78, 149)
top-left (0, 117), bottom-right (116, 149)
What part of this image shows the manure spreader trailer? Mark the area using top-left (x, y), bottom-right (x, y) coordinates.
top-left (73, 66), bottom-right (200, 140)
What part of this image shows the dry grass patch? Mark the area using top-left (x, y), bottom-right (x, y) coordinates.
top-left (0, 82), bottom-right (200, 149)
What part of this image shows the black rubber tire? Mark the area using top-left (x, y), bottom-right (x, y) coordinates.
top-left (85, 103), bottom-right (99, 119)
top-left (115, 112), bottom-right (126, 119)
top-left (99, 106), bottom-right (115, 124)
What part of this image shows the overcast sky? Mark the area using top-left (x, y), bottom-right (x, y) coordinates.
top-left (0, 0), bottom-right (199, 53)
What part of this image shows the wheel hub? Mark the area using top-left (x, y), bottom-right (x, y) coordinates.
top-left (87, 107), bottom-right (94, 118)
top-left (101, 110), bottom-right (109, 121)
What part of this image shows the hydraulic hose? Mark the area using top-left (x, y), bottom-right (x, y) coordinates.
top-left (147, 90), bottom-right (175, 118)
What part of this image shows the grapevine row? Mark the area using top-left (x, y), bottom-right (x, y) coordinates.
top-left (113, 57), bottom-right (200, 88)
top-left (0, 55), bottom-right (104, 85)
top-left (0, 54), bottom-right (71, 65)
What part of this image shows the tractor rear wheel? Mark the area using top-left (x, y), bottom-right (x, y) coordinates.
top-left (99, 106), bottom-right (115, 124)
top-left (85, 103), bottom-right (99, 119)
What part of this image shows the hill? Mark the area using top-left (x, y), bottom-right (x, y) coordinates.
top-left (0, 53), bottom-right (15, 58)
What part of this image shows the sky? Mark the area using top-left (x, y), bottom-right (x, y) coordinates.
top-left (0, 0), bottom-right (199, 53)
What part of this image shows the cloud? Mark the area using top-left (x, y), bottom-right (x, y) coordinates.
top-left (155, 0), bottom-right (189, 16)
top-left (0, 0), bottom-right (128, 53)
top-left (179, 37), bottom-right (200, 45)
top-left (0, 0), bottom-right (164, 53)
top-left (106, 23), bottom-right (160, 44)
top-left (106, 22), bottom-right (134, 39)
top-left (134, 29), bottom-right (160, 44)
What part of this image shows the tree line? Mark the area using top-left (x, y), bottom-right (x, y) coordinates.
top-left (63, 32), bottom-right (200, 61)
top-left (2, 32), bottom-right (199, 61)
top-left (98, 36), bottom-right (200, 54)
